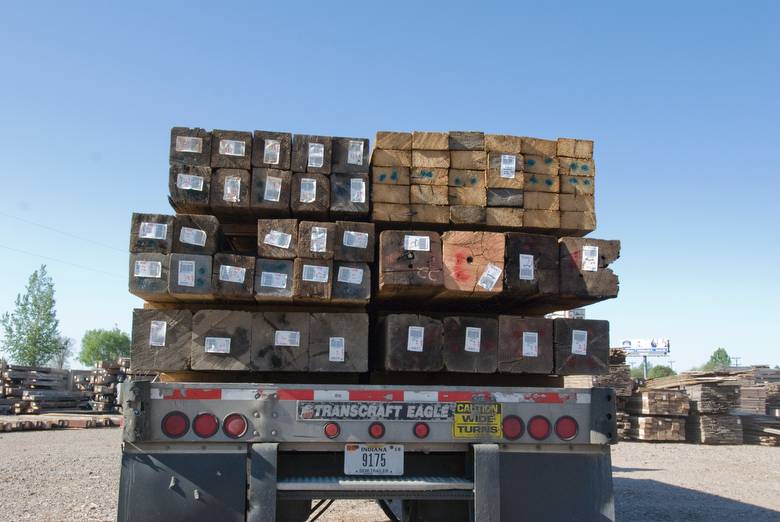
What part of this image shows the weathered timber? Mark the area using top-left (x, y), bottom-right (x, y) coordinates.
top-left (131, 309), bottom-right (191, 372)
top-left (332, 137), bottom-right (370, 173)
top-left (486, 152), bottom-right (524, 189)
top-left (291, 134), bottom-right (332, 174)
top-left (170, 127), bottom-right (212, 166)
top-left (410, 185), bottom-right (448, 205)
top-left (372, 184), bottom-right (410, 204)
top-left (409, 205), bottom-right (450, 225)
top-left (371, 149), bottom-right (412, 167)
top-left (210, 168), bottom-right (251, 214)
top-left (412, 150), bottom-right (450, 168)
top-left (210, 130), bottom-right (252, 169)
top-left (372, 203), bottom-right (411, 223)
top-left (291, 172), bottom-right (330, 219)
top-left (130, 213), bottom-right (174, 254)
top-left (524, 172), bottom-right (559, 191)
top-left (560, 175), bottom-right (595, 195)
top-left (522, 137), bottom-right (557, 157)
top-left (497, 316), bottom-right (554, 374)
top-left (335, 221), bottom-right (375, 262)
top-left (330, 172), bottom-right (369, 217)
top-left (448, 186), bottom-right (486, 207)
top-left (557, 138), bottom-right (594, 159)
top-left (485, 134), bottom-right (523, 154)
top-left (293, 258), bottom-right (333, 302)
top-left (378, 314), bottom-right (444, 372)
top-left (375, 131), bottom-right (412, 150)
top-left (412, 131), bottom-right (449, 150)
top-left (168, 164), bottom-right (211, 213)
top-left (504, 232), bottom-right (559, 299)
top-left (257, 218), bottom-right (298, 260)
top-left (450, 206), bottom-right (486, 226)
top-left (378, 230), bottom-right (443, 298)
top-left (448, 131), bottom-right (485, 151)
top-left (559, 237), bottom-right (620, 298)
top-left (372, 166), bottom-right (410, 185)
top-left (442, 316), bottom-right (499, 373)
top-left (558, 157), bottom-right (595, 177)
top-left (486, 189), bottom-right (523, 207)
top-left (523, 210), bottom-right (560, 230)
top-left (523, 192), bottom-right (559, 211)
top-left (251, 312), bottom-right (310, 371)
top-left (332, 262), bottom-right (371, 305)
top-left (450, 151), bottom-right (487, 170)
top-left (254, 258), bottom-right (294, 302)
top-left (553, 319), bottom-right (610, 375)
top-left (252, 130), bottom-right (292, 170)
top-left (297, 221), bottom-right (336, 259)
top-left (309, 313), bottom-right (369, 372)
top-left (190, 310), bottom-right (251, 371)
top-left (129, 253), bottom-right (172, 302)
top-left (172, 214), bottom-right (219, 255)
top-left (250, 168), bottom-right (292, 215)
top-left (448, 169), bottom-right (486, 189)
top-left (410, 167), bottom-right (448, 185)
top-left (168, 254), bottom-right (213, 300)
top-left (439, 231), bottom-right (505, 299)
top-left (485, 208), bottom-right (523, 228)
top-left (560, 212), bottom-right (597, 235)
top-left (212, 253), bottom-right (255, 301)
top-left (560, 194), bottom-right (595, 213)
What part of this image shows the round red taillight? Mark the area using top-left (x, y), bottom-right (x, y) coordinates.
top-left (368, 422), bottom-right (385, 439)
top-left (502, 415), bottom-right (524, 440)
top-left (527, 416), bottom-right (551, 440)
top-left (413, 422), bottom-right (430, 439)
top-left (324, 422), bottom-right (340, 439)
top-left (192, 413), bottom-right (219, 438)
top-left (555, 416), bottom-right (578, 441)
top-left (161, 411), bottom-right (189, 439)
top-left (223, 413), bottom-right (248, 439)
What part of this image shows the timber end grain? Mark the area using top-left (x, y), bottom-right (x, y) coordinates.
top-left (252, 130), bottom-right (292, 170)
top-left (211, 130), bottom-right (252, 169)
top-left (378, 314), bottom-right (444, 372)
top-left (191, 310), bottom-right (252, 371)
top-left (170, 127), bottom-right (212, 166)
top-left (131, 309), bottom-right (192, 372)
top-left (442, 316), bottom-right (498, 373)
top-left (553, 318), bottom-right (609, 375)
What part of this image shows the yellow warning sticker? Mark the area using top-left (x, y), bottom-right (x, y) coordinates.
top-left (452, 402), bottom-right (502, 439)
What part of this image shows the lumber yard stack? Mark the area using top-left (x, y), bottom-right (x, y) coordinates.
top-left (90, 360), bottom-right (128, 413)
top-left (1, 364), bottom-right (90, 414)
top-left (622, 391), bottom-right (689, 441)
top-left (128, 126), bottom-right (619, 382)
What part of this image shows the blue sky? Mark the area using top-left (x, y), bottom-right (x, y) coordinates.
top-left (0, 2), bottom-right (777, 371)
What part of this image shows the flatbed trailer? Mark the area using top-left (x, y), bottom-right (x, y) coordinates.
top-left (117, 381), bottom-right (617, 521)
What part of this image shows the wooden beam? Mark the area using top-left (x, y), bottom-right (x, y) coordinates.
top-left (210, 130), bottom-right (252, 169)
top-left (190, 310), bottom-right (252, 371)
top-left (309, 313), bottom-right (369, 372)
top-left (170, 127), bottom-right (212, 166)
top-left (250, 168), bottom-right (292, 216)
top-left (378, 314), bottom-right (444, 372)
top-left (131, 309), bottom-right (192, 372)
top-left (251, 312), bottom-right (310, 371)
top-left (291, 134), bottom-right (332, 174)
top-left (442, 316), bottom-right (499, 373)
top-left (497, 316), bottom-right (553, 374)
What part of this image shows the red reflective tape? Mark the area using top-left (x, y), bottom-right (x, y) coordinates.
top-left (277, 389), bottom-right (314, 401)
top-left (349, 390), bottom-right (404, 401)
top-left (525, 392), bottom-right (565, 404)
top-left (163, 388), bottom-right (222, 400)
top-left (438, 391), bottom-right (492, 402)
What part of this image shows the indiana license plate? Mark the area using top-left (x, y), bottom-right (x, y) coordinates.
top-left (344, 444), bottom-right (404, 475)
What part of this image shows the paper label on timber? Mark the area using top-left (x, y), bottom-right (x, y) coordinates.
top-left (407, 326), bottom-right (425, 352)
top-left (219, 139), bottom-right (246, 157)
top-left (581, 246), bottom-right (599, 272)
top-left (337, 266), bottom-right (364, 285)
top-left (177, 260), bottom-right (196, 287)
top-left (263, 139), bottom-right (281, 165)
top-left (465, 327), bottom-right (482, 353)
top-left (522, 331), bottom-right (539, 357)
top-left (223, 176), bottom-right (241, 202)
top-left (134, 260), bottom-right (162, 278)
top-left (350, 178), bottom-right (366, 203)
top-left (477, 263), bottom-right (502, 291)
top-left (343, 231), bottom-right (368, 249)
top-left (264, 230), bottom-right (292, 249)
top-left (300, 178), bottom-right (317, 203)
top-left (274, 330), bottom-right (300, 347)
top-left (329, 337), bottom-right (345, 362)
top-left (204, 337), bottom-right (231, 354)
top-left (347, 140), bottom-right (365, 165)
top-left (175, 135), bottom-right (203, 153)
top-left (219, 265), bottom-right (246, 283)
top-left (176, 173), bottom-right (204, 191)
top-left (308, 142), bottom-right (325, 168)
top-left (180, 227), bottom-right (207, 247)
top-left (264, 176), bottom-right (282, 202)
top-left (500, 154), bottom-right (517, 178)
top-left (572, 330), bottom-right (588, 355)
top-left (138, 222), bottom-right (167, 240)
top-left (149, 321), bottom-right (167, 347)
top-left (260, 271), bottom-right (288, 289)
top-left (403, 235), bottom-right (430, 251)
top-left (310, 226), bottom-right (328, 253)
top-left (518, 254), bottom-right (535, 280)
top-left (302, 264), bottom-right (329, 283)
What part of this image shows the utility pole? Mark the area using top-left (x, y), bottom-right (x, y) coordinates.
top-left (732, 356), bottom-right (741, 368)
top-left (643, 355), bottom-right (649, 379)
top-left (668, 360), bottom-right (675, 370)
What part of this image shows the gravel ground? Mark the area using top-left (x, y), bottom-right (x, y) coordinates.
top-left (0, 429), bottom-right (778, 521)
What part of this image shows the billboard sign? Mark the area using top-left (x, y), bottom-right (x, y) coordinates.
top-left (621, 338), bottom-right (671, 356)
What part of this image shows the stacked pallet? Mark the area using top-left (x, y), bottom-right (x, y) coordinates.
top-left (371, 131), bottom-right (595, 234)
top-left (622, 391), bottom-right (689, 442)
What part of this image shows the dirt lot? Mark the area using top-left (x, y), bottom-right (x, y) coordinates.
top-left (0, 428), bottom-right (777, 521)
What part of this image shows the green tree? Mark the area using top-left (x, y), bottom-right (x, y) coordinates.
top-left (79, 327), bottom-right (130, 366)
top-left (0, 265), bottom-right (63, 366)
top-left (647, 365), bottom-right (676, 379)
top-left (701, 347), bottom-right (731, 371)
top-left (48, 336), bottom-right (73, 369)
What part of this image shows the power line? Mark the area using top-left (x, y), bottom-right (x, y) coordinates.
top-left (0, 244), bottom-right (124, 279)
top-left (0, 211), bottom-right (126, 253)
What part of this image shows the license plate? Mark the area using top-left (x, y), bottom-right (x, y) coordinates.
top-left (344, 444), bottom-right (404, 475)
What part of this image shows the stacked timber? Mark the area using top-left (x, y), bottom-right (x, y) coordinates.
top-left (767, 383), bottom-right (780, 417)
top-left (626, 391), bottom-right (690, 416)
top-left (686, 414), bottom-right (743, 445)
top-left (90, 360), bottom-right (128, 413)
top-left (738, 415), bottom-right (780, 446)
top-left (737, 386), bottom-right (767, 414)
top-left (1, 365), bottom-right (86, 414)
top-left (622, 391), bottom-right (689, 442)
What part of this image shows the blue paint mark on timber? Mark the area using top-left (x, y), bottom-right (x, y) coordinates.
top-left (379, 173), bottom-right (387, 181)
top-left (470, 177), bottom-right (477, 185)
top-left (544, 178), bottom-right (554, 186)
top-left (569, 178), bottom-right (578, 185)
top-left (527, 158), bottom-right (536, 166)
top-left (583, 179), bottom-right (592, 185)
top-left (529, 175), bottom-right (538, 184)
top-left (391, 170), bottom-right (398, 181)
top-left (581, 164), bottom-right (589, 172)
top-left (544, 157), bottom-right (553, 165)
top-left (420, 170), bottom-right (433, 178)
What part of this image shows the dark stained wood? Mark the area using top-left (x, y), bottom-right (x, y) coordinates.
top-left (254, 258), bottom-right (294, 302)
top-left (442, 316), bottom-right (498, 373)
top-left (297, 221), bottom-right (336, 259)
top-left (172, 214), bottom-right (219, 255)
top-left (168, 254), bottom-right (214, 300)
top-left (131, 308), bottom-right (191, 372)
top-left (251, 312), bottom-right (310, 371)
top-left (335, 221), bottom-right (375, 262)
top-left (257, 218), bottom-right (298, 259)
top-left (309, 313), bottom-right (369, 372)
top-left (129, 213), bottom-right (174, 254)
top-left (291, 134), bottom-right (332, 174)
top-left (450, 205), bottom-right (486, 226)
top-left (332, 136), bottom-right (370, 173)
top-left (331, 262), bottom-right (371, 305)
top-left (553, 319), bottom-right (609, 375)
top-left (170, 127), bottom-right (212, 166)
top-left (291, 172), bottom-right (330, 219)
top-left (168, 164), bottom-right (211, 213)
top-left (486, 188), bottom-right (523, 207)
top-left (210, 168), bottom-right (251, 214)
top-left (330, 173), bottom-right (369, 218)
top-left (210, 130), bottom-right (252, 169)
top-left (129, 253), bottom-right (173, 302)
top-left (212, 253), bottom-right (255, 301)
top-left (191, 310), bottom-right (252, 371)
top-left (250, 168), bottom-right (291, 216)
top-left (378, 314), bottom-right (444, 372)
top-left (504, 232), bottom-right (559, 299)
top-left (559, 238), bottom-right (620, 298)
top-left (293, 258), bottom-right (333, 302)
top-left (251, 130), bottom-right (292, 170)
top-left (448, 131), bottom-right (485, 151)
top-left (377, 230), bottom-right (443, 298)
top-left (497, 316), bottom-right (553, 374)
